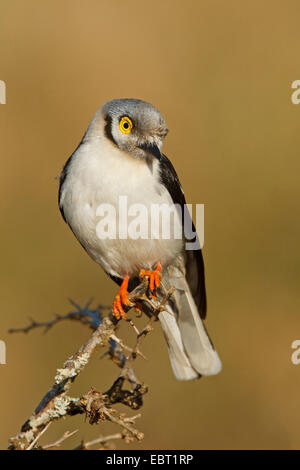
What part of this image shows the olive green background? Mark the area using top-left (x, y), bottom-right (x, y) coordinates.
top-left (0, 0), bottom-right (299, 450)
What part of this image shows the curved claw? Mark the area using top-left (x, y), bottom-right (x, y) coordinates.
top-left (139, 263), bottom-right (162, 296)
top-left (112, 276), bottom-right (133, 320)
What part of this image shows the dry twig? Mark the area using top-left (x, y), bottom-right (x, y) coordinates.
top-left (8, 278), bottom-right (174, 450)
top-left (42, 429), bottom-right (79, 449)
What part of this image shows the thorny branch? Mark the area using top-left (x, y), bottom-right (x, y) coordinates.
top-left (8, 278), bottom-right (175, 450)
top-left (8, 299), bottom-right (109, 334)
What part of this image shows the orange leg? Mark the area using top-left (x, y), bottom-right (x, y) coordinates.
top-left (112, 275), bottom-right (132, 320)
top-left (139, 263), bottom-right (162, 296)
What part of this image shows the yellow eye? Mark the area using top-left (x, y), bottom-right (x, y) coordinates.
top-left (119, 116), bottom-right (133, 134)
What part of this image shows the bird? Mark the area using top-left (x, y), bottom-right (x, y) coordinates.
top-left (58, 98), bottom-right (222, 380)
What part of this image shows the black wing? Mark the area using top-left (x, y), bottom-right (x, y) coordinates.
top-left (58, 134), bottom-right (87, 223)
top-left (158, 153), bottom-right (207, 319)
top-left (58, 153), bottom-right (73, 222)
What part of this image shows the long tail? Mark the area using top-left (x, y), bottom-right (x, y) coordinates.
top-left (159, 269), bottom-right (222, 381)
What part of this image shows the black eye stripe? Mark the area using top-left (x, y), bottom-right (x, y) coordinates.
top-left (104, 114), bottom-right (118, 146)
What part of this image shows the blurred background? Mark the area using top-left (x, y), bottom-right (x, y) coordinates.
top-left (0, 0), bottom-right (300, 450)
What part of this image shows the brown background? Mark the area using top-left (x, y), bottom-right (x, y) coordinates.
top-left (0, 0), bottom-right (299, 450)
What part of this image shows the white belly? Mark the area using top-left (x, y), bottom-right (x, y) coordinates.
top-left (60, 138), bottom-right (183, 278)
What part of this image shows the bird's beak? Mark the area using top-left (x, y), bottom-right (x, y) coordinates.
top-left (138, 142), bottom-right (162, 160)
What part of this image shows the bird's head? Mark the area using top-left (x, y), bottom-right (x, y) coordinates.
top-left (87, 98), bottom-right (168, 160)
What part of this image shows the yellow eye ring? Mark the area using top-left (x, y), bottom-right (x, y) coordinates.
top-left (119, 116), bottom-right (133, 134)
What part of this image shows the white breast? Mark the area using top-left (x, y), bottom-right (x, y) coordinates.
top-left (60, 136), bottom-right (183, 278)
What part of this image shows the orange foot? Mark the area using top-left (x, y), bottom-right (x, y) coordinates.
top-left (112, 275), bottom-right (133, 320)
top-left (139, 263), bottom-right (162, 296)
